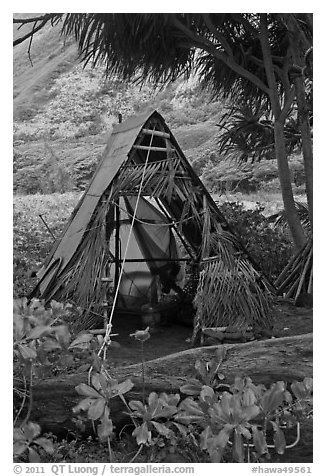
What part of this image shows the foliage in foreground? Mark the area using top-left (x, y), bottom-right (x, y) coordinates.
top-left (13, 299), bottom-right (72, 462)
top-left (13, 298), bottom-right (104, 462)
top-left (13, 299), bottom-right (313, 464)
top-left (73, 350), bottom-right (312, 463)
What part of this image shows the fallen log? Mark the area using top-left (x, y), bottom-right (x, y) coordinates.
top-left (24, 334), bottom-right (312, 437)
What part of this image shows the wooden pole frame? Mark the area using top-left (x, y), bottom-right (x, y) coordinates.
top-left (114, 199), bottom-right (121, 297)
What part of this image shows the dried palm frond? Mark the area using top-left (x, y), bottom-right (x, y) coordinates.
top-left (193, 256), bottom-right (274, 342)
top-left (194, 199), bottom-right (273, 338)
top-left (116, 158), bottom-right (183, 199)
top-left (200, 195), bottom-right (211, 259)
top-left (48, 192), bottom-right (117, 328)
top-left (201, 231), bottom-right (243, 268)
top-left (199, 197), bottom-right (245, 265)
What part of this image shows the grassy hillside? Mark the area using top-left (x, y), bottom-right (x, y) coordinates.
top-left (13, 63), bottom-right (224, 194)
top-left (14, 18), bottom-right (78, 122)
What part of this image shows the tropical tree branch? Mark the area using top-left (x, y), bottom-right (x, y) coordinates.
top-left (280, 51), bottom-right (292, 99)
top-left (284, 14), bottom-right (312, 52)
top-left (13, 14), bottom-right (62, 47)
top-left (219, 53), bottom-right (270, 95)
top-left (231, 13), bottom-right (260, 38)
top-left (259, 14), bottom-right (281, 115)
top-left (247, 51), bottom-right (283, 81)
top-left (202, 14), bottom-right (233, 56)
top-left (13, 14), bottom-right (59, 25)
top-left (173, 16), bottom-right (270, 95)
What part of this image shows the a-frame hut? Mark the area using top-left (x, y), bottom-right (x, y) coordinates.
top-left (31, 110), bottom-right (273, 337)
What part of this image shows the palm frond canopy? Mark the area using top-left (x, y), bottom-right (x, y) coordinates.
top-left (14, 13), bottom-right (312, 107)
top-left (62, 13), bottom-right (196, 84)
top-left (61, 13), bottom-right (272, 93)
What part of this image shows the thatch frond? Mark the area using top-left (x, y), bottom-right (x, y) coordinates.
top-left (193, 256), bottom-right (274, 340)
top-left (194, 197), bottom-right (274, 338)
top-left (49, 191), bottom-right (118, 328)
top-left (116, 159), bottom-right (181, 197)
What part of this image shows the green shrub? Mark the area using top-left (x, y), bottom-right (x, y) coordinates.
top-left (13, 299), bottom-right (73, 462)
top-left (219, 202), bottom-right (293, 280)
top-left (13, 193), bottom-right (79, 297)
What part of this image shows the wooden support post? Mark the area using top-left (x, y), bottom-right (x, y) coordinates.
top-left (114, 200), bottom-right (121, 299)
top-left (101, 196), bottom-right (109, 328)
top-left (141, 128), bottom-right (170, 139)
top-left (133, 145), bottom-right (175, 153)
top-left (110, 258), bottom-right (190, 263)
top-left (154, 198), bottom-right (196, 261)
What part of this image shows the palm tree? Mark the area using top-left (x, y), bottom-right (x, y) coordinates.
top-left (13, 13), bottom-right (312, 250)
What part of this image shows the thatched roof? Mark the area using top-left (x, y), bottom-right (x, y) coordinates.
top-left (31, 110), bottom-right (274, 333)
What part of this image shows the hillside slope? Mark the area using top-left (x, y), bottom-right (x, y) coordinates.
top-left (14, 20), bottom-right (78, 121)
top-left (12, 17), bottom-right (231, 194)
top-left (13, 19), bottom-right (301, 196)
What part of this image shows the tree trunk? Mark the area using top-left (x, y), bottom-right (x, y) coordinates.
top-left (274, 120), bottom-right (307, 250)
top-left (281, 14), bottom-right (313, 228)
top-left (291, 59), bottom-right (313, 227)
top-left (20, 334), bottom-right (312, 438)
top-left (297, 95), bottom-right (313, 227)
top-left (259, 14), bottom-right (307, 251)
